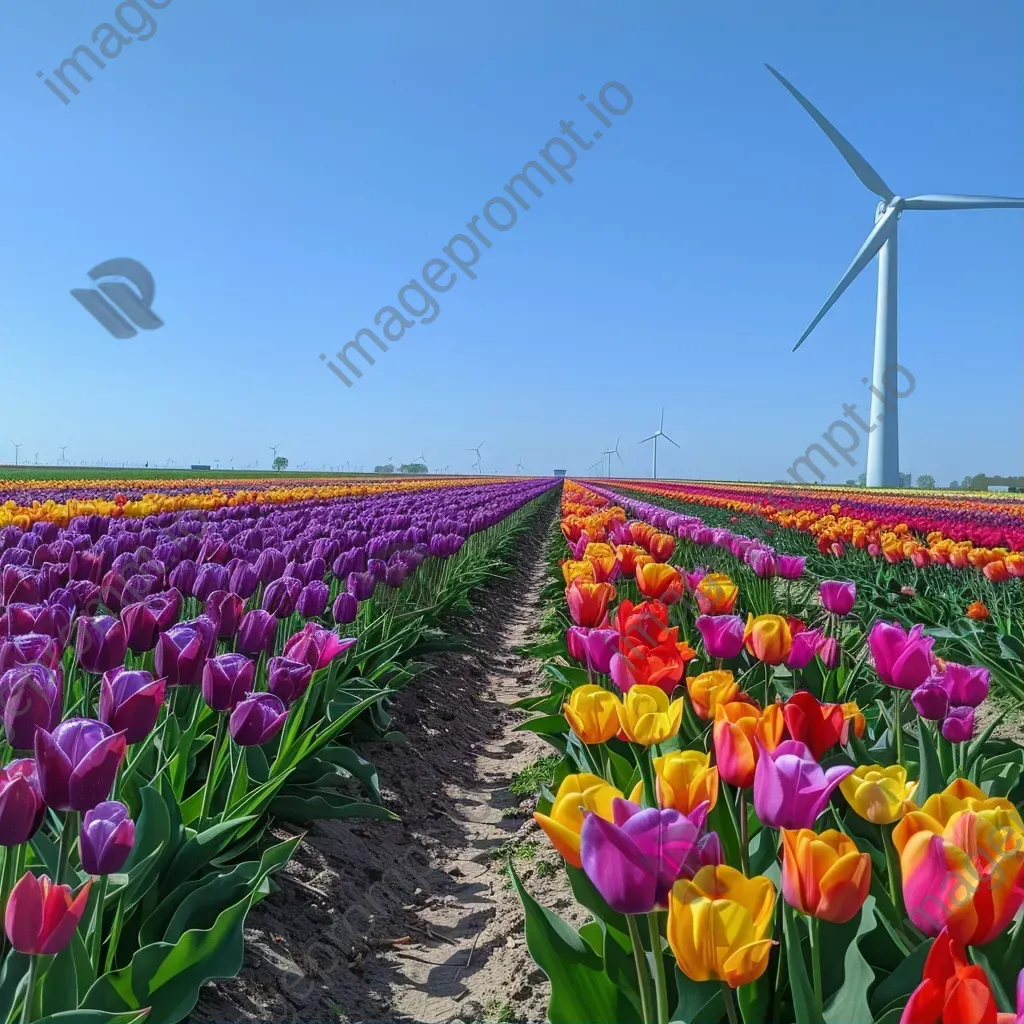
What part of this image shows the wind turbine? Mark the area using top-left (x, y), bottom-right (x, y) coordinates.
top-left (601, 437), bottom-right (623, 478)
top-left (516, 458), bottom-right (525, 473)
top-left (638, 407), bottom-right (679, 480)
top-left (10, 442), bottom-right (21, 467)
top-left (466, 441), bottom-right (484, 473)
top-left (59, 446), bottom-right (68, 465)
top-left (266, 444), bottom-right (280, 468)
top-left (767, 64), bottom-right (1024, 488)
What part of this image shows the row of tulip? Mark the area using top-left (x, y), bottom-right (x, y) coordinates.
top-left (0, 476), bottom-right (556, 1024)
top-left (0, 476), bottom-right (499, 530)
top-left (512, 479), bottom-right (1024, 1024)
top-left (610, 480), bottom-right (1024, 578)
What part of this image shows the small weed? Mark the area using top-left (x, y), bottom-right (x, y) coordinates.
top-left (509, 755), bottom-right (560, 797)
top-left (483, 997), bottom-right (515, 1023)
top-left (501, 804), bottom-right (526, 819)
top-left (535, 860), bottom-right (559, 879)
top-left (490, 838), bottom-right (538, 862)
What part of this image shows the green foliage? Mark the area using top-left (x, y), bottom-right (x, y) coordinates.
top-left (509, 755), bottom-right (562, 796)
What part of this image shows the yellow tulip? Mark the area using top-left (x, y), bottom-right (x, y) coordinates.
top-left (653, 750), bottom-right (719, 814)
top-left (617, 685), bottom-right (684, 746)
top-left (533, 773), bottom-right (622, 868)
top-left (743, 614), bottom-right (792, 665)
top-left (781, 828), bottom-right (871, 923)
top-left (839, 764), bottom-right (918, 824)
top-left (685, 670), bottom-right (739, 721)
top-left (561, 559), bottom-right (596, 585)
top-left (667, 864), bottom-right (776, 988)
top-left (562, 685), bottom-right (621, 745)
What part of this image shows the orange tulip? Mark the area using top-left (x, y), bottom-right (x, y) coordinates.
top-left (615, 544), bottom-right (650, 575)
top-left (613, 639), bottom-right (694, 695)
top-left (983, 560), bottom-right (1009, 583)
top-left (712, 701), bottom-right (784, 788)
top-left (965, 601), bottom-right (990, 621)
top-left (561, 559), bottom-right (595, 585)
top-left (653, 750), bottom-right (719, 814)
top-left (614, 599), bottom-right (675, 650)
top-left (647, 533), bottom-right (676, 563)
top-left (695, 573), bottom-right (739, 615)
top-left (630, 521), bottom-right (656, 547)
top-left (586, 554), bottom-right (620, 583)
top-left (636, 562), bottom-right (684, 603)
top-left (686, 670), bottom-right (739, 720)
top-left (781, 828), bottom-right (871, 923)
top-left (1005, 553), bottom-right (1024, 578)
top-left (565, 579), bottom-right (616, 627)
top-left (743, 614), bottom-right (792, 665)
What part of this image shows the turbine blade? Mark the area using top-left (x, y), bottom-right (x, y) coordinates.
top-left (765, 64), bottom-right (894, 201)
top-left (903, 193), bottom-right (1024, 211)
top-left (793, 204), bottom-right (899, 351)
top-left (662, 433), bottom-right (681, 448)
top-left (639, 434), bottom-right (657, 443)
top-left (659, 407), bottom-right (665, 430)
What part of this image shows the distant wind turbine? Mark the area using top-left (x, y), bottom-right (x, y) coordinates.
top-left (466, 441), bottom-right (484, 473)
top-left (767, 64), bottom-right (1024, 487)
top-left (10, 442), bottom-right (21, 467)
top-left (638, 407), bottom-right (679, 480)
top-left (601, 437), bottom-right (623, 478)
top-left (516, 458), bottom-right (525, 473)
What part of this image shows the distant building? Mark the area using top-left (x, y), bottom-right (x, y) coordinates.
top-left (988, 485), bottom-right (1010, 492)
top-left (553, 469), bottom-right (566, 477)
top-left (190, 464), bottom-right (211, 470)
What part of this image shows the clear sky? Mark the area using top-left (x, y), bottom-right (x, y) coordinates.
top-left (3, 1), bottom-right (1021, 484)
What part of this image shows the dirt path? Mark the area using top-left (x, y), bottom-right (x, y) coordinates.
top-left (194, 499), bottom-right (574, 1023)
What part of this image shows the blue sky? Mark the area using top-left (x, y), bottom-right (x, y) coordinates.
top-left (2, 1), bottom-right (1021, 484)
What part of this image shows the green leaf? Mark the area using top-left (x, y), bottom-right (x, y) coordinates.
top-left (163, 816), bottom-right (257, 886)
top-left (32, 1011), bottom-right (151, 1024)
top-left (509, 865), bottom-right (635, 1024)
top-left (916, 720), bottom-right (946, 803)
top-left (269, 794), bottom-right (398, 821)
top-left (0, 950), bottom-right (30, 1024)
top-left (515, 715), bottom-right (569, 736)
top-left (671, 965), bottom-right (723, 1024)
top-left (869, 938), bottom-right (933, 1015)
top-left (822, 903), bottom-right (876, 1024)
top-left (783, 905), bottom-right (825, 1024)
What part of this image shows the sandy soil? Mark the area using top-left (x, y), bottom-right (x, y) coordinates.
top-left (193, 499), bottom-right (578, 1023)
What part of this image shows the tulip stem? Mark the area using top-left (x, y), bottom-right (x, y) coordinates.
top-left (20, 955), bottom-right (39, 1024)
top-left (89, 874), bottom-right (109, 975)
top-left (625, 915), bottom-right (654, 1024)
top-left (881, 824), bottom-right (905, 917)
top-left (892, 690), bottom-right (904, 766)
top-left (103, 888), bottom-right (127, 974)
top-left (646, 912), bottom-right (669, 1024)
top-left (221, 742), bottom-right (245, 823)
top-left (56, 811), bottom-right (78, 886)
top-left (198, 714), bottom-right (228, 828)
top-left (738, 791), bottom-right (750, 876)
top-left (721, 981), bottom-right (739, 1024)
top-left (809, 915), bottom-right (823, 1009)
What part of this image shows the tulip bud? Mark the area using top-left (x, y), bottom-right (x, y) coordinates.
top-left (201, 654), bottom-right (255, 712)
top-left (0, 759), bottom-right (45, 845)
top-left (34, 718), bottom-right (127, 811)
top-left (235, 610), bottom-right (277, 658)
top-left (229, 693), bottom-right (288, 746)
top-left (99, 668), bottom-right (166, 744)
top-left (819, 581), bottom-right (856, 616)
top-left (75, 615), bottom-right (128, 675)
top-left (205, 591), bottom-right (244, 640)
top-left (79, 801), bottom-right (135, 875)
top-left (297, 581), bottom-right (330, 618)
top-left (332, 592), bottom-right (357, 625)
top-left (262, 576), bottom-right (302, 618)
top-left (267, 656), bottom-right (313, 704)
top-left (0, 664), bottom-right (63, 750)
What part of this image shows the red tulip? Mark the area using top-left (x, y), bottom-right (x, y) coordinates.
top-left (4, 871), bottom-right (92, 955)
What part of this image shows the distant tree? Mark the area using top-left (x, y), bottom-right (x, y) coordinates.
top-left (373, 464), bottom-right (396, 474)
top-left (899, 472), bottom-right (912, 488)
top-left (962, 475), bottom-right (976, 491)
top-left (845, 479), bottom-right (856, 485)
top-left (399, 462), bottom-right (428, 474)
top-left (856, 473), bottom-right (867, 487)
top-left (272, 456), bottom-right (288, 471)
top-left (915, 474), bottom-right (935, 489)
top-left (948, 480), bottom-right (960, 490)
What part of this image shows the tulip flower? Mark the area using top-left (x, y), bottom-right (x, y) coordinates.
top-left (236, 609), bottom-right (278, 657)
top-left (818, 636), bottom-right (840, 669)
top-left (667, 864), bottom-right (776, 988)
top-left (566, 626), bottom-right (589, 664)
top-left (5, 871), bottom-right (92, 955)
top-left (34, 718), bottom-right (127, 812)
top-left (694, 573), bottom-right (739, 615)
top-left (229, 693), bottom-right (289, 746)
top-left (636, 562), bottom-right (684, 603)
top-left (744, 613), bottom-right (793, 666)
top-left (614, 545), bottom-right (648, 576)
top-left (753, 740), bottom-right (854, 830)
top-left (685, 670), bottom-right (739, 720)
top-left (533, 773), bottom-right (622, 868)
top-left (911, 680), bottom-right (949, 722)
top-left (713, 702), bottom-right (784, 788)
top-left (616, 685), bottom-right (684, 746)
top-left (610, 640), bottom-right (694, 696)
top-left (777, 554), bottom-right (806, 580)
top-left (893, 779), bottom-right (1024, 945)
top-left (229, 562), bottom-right (259, 599)
top-left (652, 750), bottom-right (719, 815)
top-left (76, 615), bottom-right (128, 675)
top-left (0, 664), bottom-right (63, 750)
top-left (98, 668), bottom-right (166, 744)
top-left (785, 628), bottom-right (826, 671)
top-left (819, 581), bottom-right (856, 616)
top-left (647, 533), bottom-right (676, 563)
top-left (120, 599), bottom-right (161, 654)
top-left (581, 628), bottom-right (620, 675)
top-left (565, 579), bottom-right (616, 627)
top-left (683, 567), bottom-right (708, 593)
top-left (868, 621), bottom-right (935, 690)
top-left (561, 559), bottom-right (596, 586)
top-left (0, 759), bottom-right (45, 845)
top-left (965, 601), bottom-right (990, 621)
top-left (79, 801), bottom-right (135, 875)
top-left (283, 623), bottom-right (356, 672)
top-left (262, 576), bottom-right (303, 617)
top-left (695, 614), bottom-right (745, 660)
top-left (781, 691), bottom-right (845, 760)
top-left (614, 599), bottom-right (674, 649)
top-left (935, 662), bottom-right (990, 708)
top-left (941, 706), bottom-right (975, 743)
top-left (201, 654), bottom-right (256, 712)
top-left (267, 656), bottom-right (314, 705)
top-left (839, 763), bottom-right (918, 825)
top-left (346, 571), bottom-right (376, 602)
top-left (781, 827), bottom-right (871, 923)
top-left (563, 684), bottom-right (621, 744)
top-left (296, 581), bottom-right (330, 618)
top-left (155, 619), bottom-right (215, 687)
top-left (581, 798), bottom-right (722, 914)
top-left (899, 927), bottom-right (1015, 1024)
top-left (205, 591), bottom-right (245, 640)
top-left (332, 592), bottom-right (358, 625)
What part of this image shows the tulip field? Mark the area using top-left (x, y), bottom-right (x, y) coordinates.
top-left (0, 472), bottom-right (1022, 1024)
top-left (515, 479), bottom-right (1024, 1024)
top-left (0, 473), bottom-right (556, 1023)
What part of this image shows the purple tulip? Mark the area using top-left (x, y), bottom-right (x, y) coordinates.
top-left (777, 554), bottom-right (807, 580)
top-left (0, 634), bottom-right (63, 674)
top-left (346, 572), bottom-right (376, 602)
top-left (911, 680), bottom-right (949, 722)
top-left (936, 662), bottom-right (990, 709)
top-left (75, 615), bottom-right (127, 675)
top-left (0, 604), bottom-right (72, 647)
top-left (582, 628), bottom-right (619, 675)
top-left (566, 626), bottom-right (589, 664)
top-left (262, 576), bottom-right (302, 618)
top-left (79, 801), bottom-right (135, 875)
top-left (99, 668), bottom-right (166, 744)
top-left (120, 601), bottom-right (160, 655)
top-left (235, 610), bottom-right (277, 658)
top-left (283, 623), bottom-right (356, 672)
top-left (149, 589), bottom-right (183, 632)
top-left (748, 549), bottom-right (778, 579)
top-left (201, 654), bottom-right (255, 712)
top-left (168, 559), bottom-right (197, 597)
top-left (69, 551), bottom-right (104, 585)
top-left (296, 581), bottom-right (330, 619)
top-left (753, 740), bottom-right (854, 830)
top-left (695, 615), bottom-right (745, 660)
top-left (580, 798), bottom-right (722, 914)
top-left (205, 591), bottom-right (244, 640)
top-left (0, 665), bottom-right (63, 750)
top-left (785, 628), bottom-right (826, 671)
top-left (193, 564), bottom-right (230, 603)
top-left (229, 562), bottom-right (259, 600)
top-left (229, 693), bottom-right (288, 746)
top-left (155, 620), bottom-right (214, 687)
top-left (683, 568), bottom-right (708, 594)
top-left (332, 592), bottom-right (357, 625)
top-left (34, 718), bottom-right (127, 811)
top-left (818, 636), bottom-right (840, 669)
top-left (941, 706), bottom-right (975, 744)
top-left (819, 581), bottom-right (856, 616)
top-left (254, 549), bottom-right (285, 585)
top-left (0, 759), bottom-right (45, 846)
top-left (267, 656), bottom-right (314, 704)
top-left (1, 566), bottom-right (41, 606)
top-left (868, 621), bottom-right (935, 690)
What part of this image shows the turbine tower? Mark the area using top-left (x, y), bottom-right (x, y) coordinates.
top-left (601, 437), bottom-right (623, 478)
top-left (466, 441), bottom-right (484, 473)
top-left (767, 64), bottom-right (1024, 488)
top-left (638, 407), bottom-right (679, 480)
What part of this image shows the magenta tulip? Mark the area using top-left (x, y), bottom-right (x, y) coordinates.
top-left (753, 740), bottom-right (853, 830)
top-left (777, 554), bottom-right (806, 580)
top-left (911, 680), bottom-right (949, 722)
top-left (283, 623), bottom-right (356, 672)
top-left (868, 621), bottom-right (934, 690)
top-left (941, 706), bottom-right (975, 744)
top-left (819, 581), bottom-right (856, 616)
top-left (0, 759), bottom-right (45, 845)
top-left (695, 614), bottom-right (745, 660)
